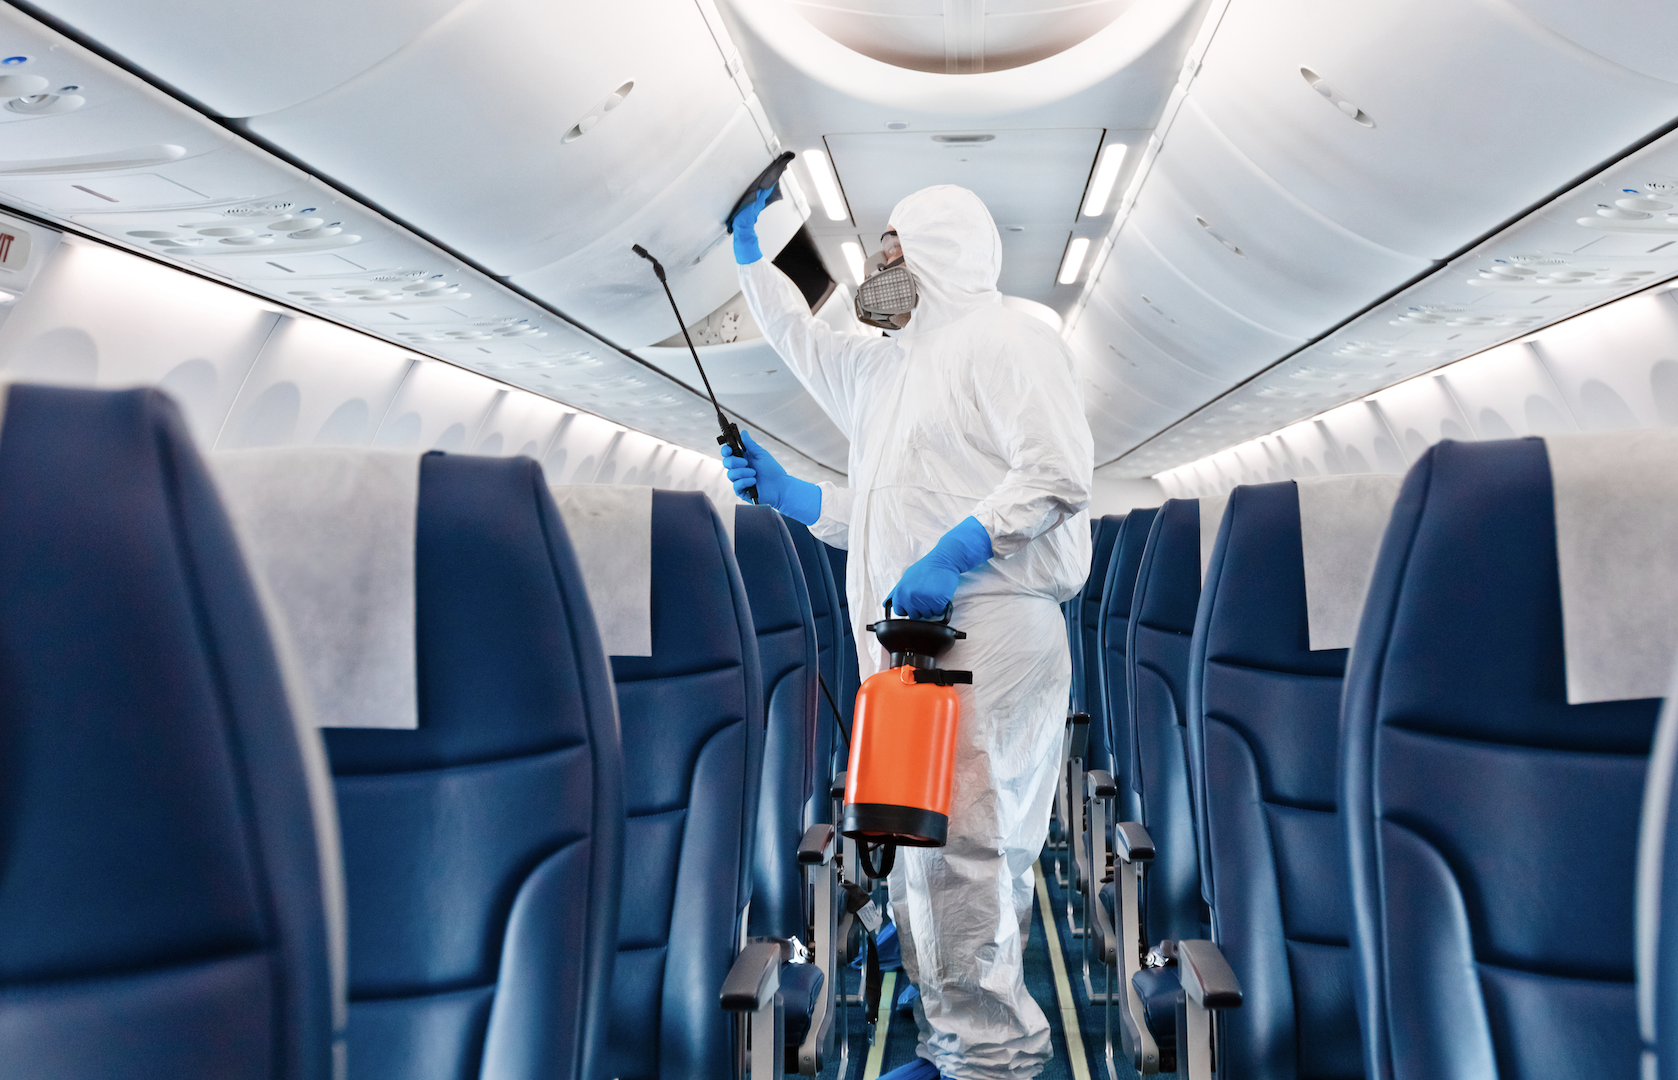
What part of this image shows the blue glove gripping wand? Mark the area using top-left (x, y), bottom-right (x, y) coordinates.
top-left (631, 243), bottom-right (757, 504)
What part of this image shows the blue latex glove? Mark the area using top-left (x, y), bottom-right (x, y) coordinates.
top-left (720, 428), bottom-right (822, 525)
top-left (731, 186), bottom-right (771, 265)
top-left (888, 516), bottom-right (993, 618)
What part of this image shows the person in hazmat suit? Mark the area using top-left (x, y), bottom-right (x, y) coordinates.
top-left (721, 182), bottom-right (1094, 1080)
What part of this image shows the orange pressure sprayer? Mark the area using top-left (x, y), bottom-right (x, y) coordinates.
top-left (841, 601), bottom-right (972, 879)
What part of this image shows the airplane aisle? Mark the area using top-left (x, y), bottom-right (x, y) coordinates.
top-left (818, 856), bottom-right (1167, 1080)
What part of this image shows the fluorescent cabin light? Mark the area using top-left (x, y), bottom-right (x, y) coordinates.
top-left (1082, 143), bottom-right (1129, 217)
top-left (1058, 237), bottom-right (1090, 285)
top-left (841, 241), bottom-right (866, 286)
top-left (0, 289), bottom-right (15, 304)
top-left (802, 148), bottom-right (849, 221)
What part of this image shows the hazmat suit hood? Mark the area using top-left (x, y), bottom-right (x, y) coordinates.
top-left (890, 185), bottom-right (1004, 338)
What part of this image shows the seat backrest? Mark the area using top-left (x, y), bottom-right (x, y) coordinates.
top-left (609, 491), bottom-right (765, 1080)
top-left (314, 453), bottom-right (623, 1080)
top-left (735, 506), bottom-right (820, 941)
top-left (787, 520), bottom-right (844, 821)
top-left (1639, 687), bottom-right (1678, 1080)
top-left (1189, 480), bottom-right (1362, 1080)
top-left (1126, 498), bottom-right (1205, 947)
top-left (824, 543), bottom-right (860, 737)
top-left (0, 385), bottom-right (341, 1079)
top-left (1343, 438), bottom-right (1658, 1080)
top-left (1099, 507), bottom-right (1158, 824)
top-left (1081, 513), bottom-right (1126, 772)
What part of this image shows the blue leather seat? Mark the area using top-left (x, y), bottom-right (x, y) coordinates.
top-left (609, 491), bottom-right (766, 1080)
top-left (785, 520), bottom-right (844, 823)
top-left (1100, 507), bottom-right (1158, 827)
top-left (823, 543), bottom-right (860, 738)
top-left (1127, 498), bottom-right (1208, 948)
top-left (1639, 692), bottom-right (1678, 1080)
top-left (0, 385), bottom-right (341, 1078)
top-left (1343, 438), bottom-right (1658, 1079)
top-left (735, 507), bottom-right (820, 942)
top-left (320, 453), bottom-right (623, 1080)
top-left (1081, 514), bottom-right (1127, 773)
top-left (1188, 480), bottom-right (1362, 1079)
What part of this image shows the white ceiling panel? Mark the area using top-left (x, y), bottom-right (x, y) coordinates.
top-left (471, 389), bottom-right (569, 459)
top-left (218, 316), bottom-right (416, 450)
top-left (29, 0), bottom-right (469, 117)
top-left (1429, 342), bottom-right (1570, 441)
top-left (1188, 0), bottom-right (1678, 260)
top-left (824, 128), bottom-right (1103, 234)
top-left (370, 358), bottom-right (504, 451)
top-left (1127, 98), bottom-right (1429, 339)
top-left (0, 235), bottom-right (275, 446)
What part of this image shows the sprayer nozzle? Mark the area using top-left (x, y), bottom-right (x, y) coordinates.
top-left (631, 244), bottom-right (666, 281)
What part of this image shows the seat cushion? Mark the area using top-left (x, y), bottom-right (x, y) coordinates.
top-left (781, 962), bottom-right (826, 1047)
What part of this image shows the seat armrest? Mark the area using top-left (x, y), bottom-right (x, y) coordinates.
top-left (798, 824), bottom-right (837, 866)
top-left (1115, 821), bottom-right (1155, 864)
top-left (1068, 712), bottom-right (1091, 760)
top-left (1177, 940), bottom-right (1242, 1010)
top-left (1086, 769), bottom-right (1117, 799)
top-left (721, 941), bottom-right (782, 1012)
top-left (1176, 939), bottom-right (1241, 1080)
top-left (830, 771), bottom-right (846, 801)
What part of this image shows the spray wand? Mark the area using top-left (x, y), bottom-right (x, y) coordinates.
top-left (631, 243), bottom-right (757, 504)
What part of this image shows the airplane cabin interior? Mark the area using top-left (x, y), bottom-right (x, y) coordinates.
top-left (3, 1), bottom-right (1678, 1079)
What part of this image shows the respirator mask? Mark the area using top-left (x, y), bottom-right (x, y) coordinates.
top-left (855, 230), bottom-right (919, 330)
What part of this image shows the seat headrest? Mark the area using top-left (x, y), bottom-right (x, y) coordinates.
top-left (1083, 514), bottom-right (1126, 604)
top-left (1137, 498), bottom-right (1203, 634)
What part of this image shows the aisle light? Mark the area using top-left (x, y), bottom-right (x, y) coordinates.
top-left (802, 148), bottom-right (850, 221)
top-left (1058, 237), bottom-right (1090, 285)
top-left (1082, 143), bottom-right (1129, 217)
top-left (841, 240), bottom-right (866, 285)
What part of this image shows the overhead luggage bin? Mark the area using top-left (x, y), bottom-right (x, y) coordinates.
top-left (1187, 0), bottom-right (1678, 261)
top-left (1125, 97), bottom-right (1430, 341)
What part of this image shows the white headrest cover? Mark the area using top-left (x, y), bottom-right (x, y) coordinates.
top-left (210, 448), bottom-right (420, 729)
top-left (550, 485), bottom-right (653, 657)
top-left (1296, 474), bottom-right (1404, 652)
top-left (1545, 430), bottom-right (1678, 704)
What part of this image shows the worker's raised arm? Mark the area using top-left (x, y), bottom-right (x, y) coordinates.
top-left (732, 189), bottom-right (896, 440)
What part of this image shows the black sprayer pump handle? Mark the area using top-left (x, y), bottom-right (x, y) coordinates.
top-left (881, 599), bottom-right (954, 624)
top-left (632, 243), bottom-right (757, 504)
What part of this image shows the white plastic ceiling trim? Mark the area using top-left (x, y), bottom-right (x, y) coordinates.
top-left (0, 6), bottom-right (844, 482)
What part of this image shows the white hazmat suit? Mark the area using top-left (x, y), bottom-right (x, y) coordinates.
top-left (737, 185), bottom-right (1094, 1079)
